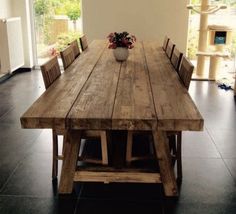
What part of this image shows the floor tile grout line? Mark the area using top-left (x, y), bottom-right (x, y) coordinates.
top-left (0, 129), bottom-right (44, 193)
top-left (0, 106), bottom-right (15, 120)
top-left (0, 161), bottom-right (24, 193)
top-left (73, 184), bottom-right (84, 214)
top-left (205, 126), bottom-right (224, 160)
top-left (205, 126), bottom-right (236, 182)
top-left (0, 194), bottom-right (57, 199)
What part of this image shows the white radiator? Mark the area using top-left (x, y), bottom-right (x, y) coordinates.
top-left (0, 17), bottom-right (24, 74)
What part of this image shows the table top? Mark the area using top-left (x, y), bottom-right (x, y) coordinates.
top-left (21, 40), bottom-right (204, 132)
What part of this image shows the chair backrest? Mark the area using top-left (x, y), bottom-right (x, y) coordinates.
top-left (162, 36), bottom-right (170, 51)
top-left (69, 39), bottom-right (80, 58)
top-left (170, 46), bottom-right (183, 71)
top-left (178, 56), bottom-right (194, 90)
top-left (166, 40), bottom-right (175, 59)
top-left (80, 35), bottom-right (88, 51)
top-left (60, 45), bottom-right (75, 69)
top-left (40, 56), bottom-right (61, 89)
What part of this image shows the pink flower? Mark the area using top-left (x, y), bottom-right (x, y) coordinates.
top-left (107, 31), bottom-right (136, 49)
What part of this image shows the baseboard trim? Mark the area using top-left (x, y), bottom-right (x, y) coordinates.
top-left (13, 67), bottom-right (34, 73)
top-left (0, 67), bottom-right (34, 83)
top-left (0, 73), bottom-right (11, 83)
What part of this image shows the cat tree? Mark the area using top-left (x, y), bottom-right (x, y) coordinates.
top-left (187, 0), bottom-right (232, 80)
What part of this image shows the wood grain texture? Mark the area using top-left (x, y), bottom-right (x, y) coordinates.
top-left (69, 39), bottom-right (80, 58)
top-left (59, 130), bottom-right (81, 193)
top-left (21, 40), bottom-right (205, 197)
top-left (80, 34), bottom-right (88, 51)
top-left (170, 47), bottom-right (183, 71)
top-left (112, 42), bottom-right (157, 131)
top-left (60, 45), bottom-right (75, 69)
top-left (22, 40), bottom-right (203, 132)
top-left (68, 47), bottom-right (121, 130)
top-left (178, 56), bottom-right (194, 90)
top-left (143, 41), bottom-right (203, 131)
top-left (21, 40), bottom-right (107, 130)
top-left (74, 171), bottom-right (161, 183)
top-left (165, 40), bottom-right (175, 59)
top-left (152, 130), bottom-right (178, 196)
top-left (40, 56), bottom-right (61, 89)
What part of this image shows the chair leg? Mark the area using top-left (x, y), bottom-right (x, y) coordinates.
top-left (168, 134), bottom-right (176, 155)
top-left (176, 131), bottom-right (182, 180)
top-left (126, 131), bottom-right (133, 165)
top-left (100, 131), bottom-right (108, 165)
top-left (52, 130), bottom-right (58, 180)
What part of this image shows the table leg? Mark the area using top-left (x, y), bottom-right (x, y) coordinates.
top-left (152, 130), bottom-right (178, 196)
top-left (59, 130), bottom-right (81, 194)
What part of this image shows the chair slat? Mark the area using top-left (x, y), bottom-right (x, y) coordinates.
top-left (162, 36), bottom-right (170, 51)
top-left (178, 56), bottom-right (194, 90)
top-left (80, 35), bottom-right (88, 51)
top-left (166, 40), bottom-right (175, 59)
top-left (40, 56), bottom-right (61, 89)
top-left (60, 45), bottom-right (75, 69)
top-left (69, 39), bottom-right (80, 58)
top-left (171, 47), bottom-right (183, 72)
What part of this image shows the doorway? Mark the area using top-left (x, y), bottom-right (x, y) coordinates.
top-left (32, 0), bottom-right (82, 66)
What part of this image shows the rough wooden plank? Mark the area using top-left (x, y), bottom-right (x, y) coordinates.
top-left (152, 84), bottom-right (204, 131)
top-left (112, 42), bottom-right (157, 131)
top-left (143, 41), bottom-right (177, 86)
top-left (68, 47), bottom-right (121, 130)
top-left (152, 130), bottom-right (178, 197)
top-left (143, 41), bottom-right (204, 131)
top-left (59, 130), bottom-right (81, 194)
top-left (76, 166), bottom-right (159, 173)
top-left (74, 171), bottom-right (161, 183)
top-left (20, 40), bottom-right (107, 130)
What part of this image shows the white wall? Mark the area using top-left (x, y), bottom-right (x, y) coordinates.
top-left (11, 0), bottom-right (34, 68)
top-left (82, 0), bottom-right (190, 53)
top-left (0, 0), bottom-right (12, 18)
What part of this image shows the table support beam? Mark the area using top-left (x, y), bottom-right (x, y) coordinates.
top-left (59, 130), bottom-right (81, 194)
top-left (152, 130), bottom-right (178, 196)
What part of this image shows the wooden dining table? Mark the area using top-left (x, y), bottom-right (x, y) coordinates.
top-left (20, 40), bottom-right (204, 197)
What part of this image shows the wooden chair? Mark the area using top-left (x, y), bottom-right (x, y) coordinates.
top-left (126, 56), bottom-right (194, 181)
top-left (170, 46), bottom-right (183, 72)
top-left (165, 40), bottom-right (175, 59)
top-left (162, 36), bottom-right (170, 51)
top-left (79, 131), bottom-right (109, 165)
top-left (126, 131), bottom-right (155, 165)
top-left (69, 39), bottom-right (80, 58)
top-left (178, 56), bottom-right (194, 90)
top-left (60, 45), bottom-right (75, 70)
top-left (80, 35), bottom-right (88, 51)
top-left (169, 56), bottom-right (194, 180)
top-left (40, 56), bottom-right (61, 90)
top-left (40, 56), bottom-right (65, 179)
top-left (40, 57), bottom-right (109, 180)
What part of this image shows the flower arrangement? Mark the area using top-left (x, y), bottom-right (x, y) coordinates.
top-left (107, 31), bottom-right (136, 49)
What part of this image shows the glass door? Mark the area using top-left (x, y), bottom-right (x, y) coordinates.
top-left (33, 0), bottom-right (82, 66)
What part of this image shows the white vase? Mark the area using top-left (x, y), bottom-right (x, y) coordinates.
top-left (113, 47), bottom-right (129, 61)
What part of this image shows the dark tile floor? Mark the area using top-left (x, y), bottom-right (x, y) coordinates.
top-left (0, 70), bottom-right (236, 214)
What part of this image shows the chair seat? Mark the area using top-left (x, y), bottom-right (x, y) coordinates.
top-left (126, 130), bottom-right (182, 180)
